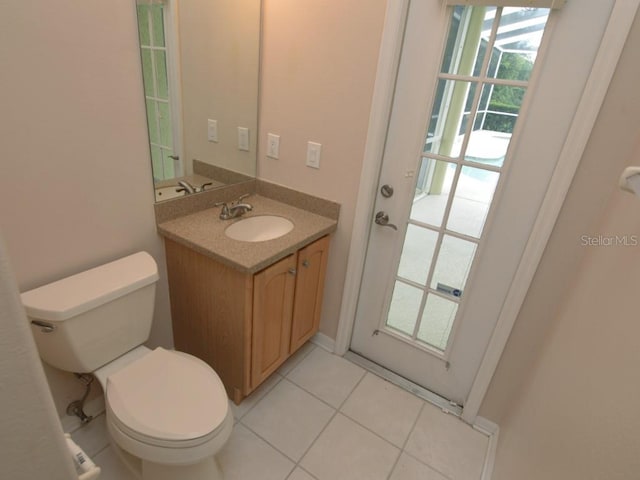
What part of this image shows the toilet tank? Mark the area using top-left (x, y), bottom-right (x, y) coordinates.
top-left (21, 252), bottom-right (159, 373)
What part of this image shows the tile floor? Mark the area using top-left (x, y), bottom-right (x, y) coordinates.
top-left (79, 343), bottom-right (490, 480)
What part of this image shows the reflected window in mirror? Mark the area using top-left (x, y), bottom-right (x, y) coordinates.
top-left (136, 0), bottom-right (183, 182)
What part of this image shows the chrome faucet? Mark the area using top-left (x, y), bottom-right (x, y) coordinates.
top-left (176, 180), bottom-right (214, 195)
top-left (176, 180), bottom-right (197, 194)
top-left (215, 194), bottom-right (253, 220)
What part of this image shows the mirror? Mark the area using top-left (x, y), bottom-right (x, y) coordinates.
top-left (135, 0), bottom-right (261, 202)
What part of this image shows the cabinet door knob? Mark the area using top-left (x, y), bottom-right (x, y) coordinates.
top-left (302, 259), bottom-right (310, 268)
top-left (288, 268), bottom-right (297, 275)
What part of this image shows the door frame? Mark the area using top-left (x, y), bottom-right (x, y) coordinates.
top-left (335, 0), bottom-right (639, 424)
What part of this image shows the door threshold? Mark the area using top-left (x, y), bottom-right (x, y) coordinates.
top-left (344, 351), bottom-right (463, 417)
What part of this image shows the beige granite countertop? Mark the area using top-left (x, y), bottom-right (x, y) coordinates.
top-left (157, 195), bottom-right (338, 273)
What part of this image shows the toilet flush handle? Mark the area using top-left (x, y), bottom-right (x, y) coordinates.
top-left (31, 320), bottom-right (56, 333)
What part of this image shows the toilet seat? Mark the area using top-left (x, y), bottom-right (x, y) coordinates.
top-left (106, 347), bottom-right (229, 449)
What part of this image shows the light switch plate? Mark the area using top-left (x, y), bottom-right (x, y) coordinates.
top-left (267, 133), bottom-right (280, 159)
top-left (306, 141), bottom-right (321, 169)
top-left (238, 127), bottom-right (250, 151)
top-left (207, 119), bottom-right (218, 143)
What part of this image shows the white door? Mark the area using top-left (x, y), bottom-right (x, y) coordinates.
top-left (350, 0), bottom-right (616, 406)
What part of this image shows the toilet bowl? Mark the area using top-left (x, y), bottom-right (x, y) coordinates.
top-left (21, 252), bottom-right (233, 480)
top-left (95, 346), bottom-right (233, 479)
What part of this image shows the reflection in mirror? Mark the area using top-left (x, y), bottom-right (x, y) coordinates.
top-left (135, 0), bottom-right (261, 202)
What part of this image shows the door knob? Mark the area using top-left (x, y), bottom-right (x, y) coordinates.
top-left (374, 211), bottom-right (398, 230)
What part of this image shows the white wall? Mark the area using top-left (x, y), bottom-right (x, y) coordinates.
top-left (0, 0), bottom-right (174, 415)
top-left (489, 11), bottom-right (640, 478)
top-left (258, 0), bottom-right (388, 338)
top-left (492, 143), bottom-right (640, 478)
top-left (481, 10), bottom-right (640, 422)
top-left (179, 0), bottom-right (260, 176)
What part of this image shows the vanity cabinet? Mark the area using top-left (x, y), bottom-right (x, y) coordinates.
top-left (164, 235), bottom-right (330, 404)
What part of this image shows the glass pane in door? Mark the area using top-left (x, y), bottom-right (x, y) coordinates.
top-left (472, 83), bottom-right (527, 155)
top-left (154, 50), bottom-right (169, 100)
top-left (141, 49), bottom-right (154, 94)
top-left (397, 225), bottom-right (438, 285)
top-left (447, 166), bottom-right (500, 238)
top-left (489, 7), bottom-right (549, 82)
top-left (424, 80), bottom-right (478, 158)
top-left (150, 4), bottom-right (165, 47)
top-left (430, 235), bottom-right (477, 296)
top-left (440, 6), bottom-right (492, 77)
top-left (386, 281), bottom-right (423, 337)
top-left (157, 102), bottom-right (173, 148)
top-left (417, 294), bottom-right (458, 351)
top-left (411, 159), bottom-right (455, 228)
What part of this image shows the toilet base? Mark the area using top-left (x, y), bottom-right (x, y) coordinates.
top-left (110, 440), bottom-right (224, 480)
top-left (143, 455), bottom-right (222, 480)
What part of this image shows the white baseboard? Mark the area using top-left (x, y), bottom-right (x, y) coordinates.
top-left (310, 332), bottom-right (336, 353)
top-left (474, 416), bottom-right (499, 480)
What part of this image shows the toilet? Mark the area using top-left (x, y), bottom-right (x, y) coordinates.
top-left (21, 252), bottom-right (233, 480)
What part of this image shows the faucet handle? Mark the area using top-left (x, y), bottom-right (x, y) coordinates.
top-left (214, 201), bottom-right (229, 210)
top-left (233, 193), bottom-right (251, 204)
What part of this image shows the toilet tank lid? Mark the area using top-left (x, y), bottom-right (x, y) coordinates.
top-left (21, 252), bottom-right (159, 322)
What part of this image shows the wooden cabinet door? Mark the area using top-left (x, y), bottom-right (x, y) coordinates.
top-left (290, 236), bottom-right (330, 353)
top-left (251, 254), bottom-right (297, 388)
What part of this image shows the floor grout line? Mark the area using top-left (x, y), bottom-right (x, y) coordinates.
top-left (289, 374), bottom-right (365, 476)
top-left (281, 354), bottom-right (369, 477)
top-left (384, 401), bottom-right (426, 480)
top-left (280, 343), bottom-right (317, 375)
top-left (238, 370), bottom-right (355, 464)
top-left (232, 372), bottom-right (284, 421)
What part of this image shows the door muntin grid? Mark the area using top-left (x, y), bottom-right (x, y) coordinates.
top-left (383, 5), bottom-right (550, 355)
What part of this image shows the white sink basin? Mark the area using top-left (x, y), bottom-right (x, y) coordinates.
top-left (225, 215), bottom-right (294, 242)
top-left (155, 186), bottom-right (186, 202)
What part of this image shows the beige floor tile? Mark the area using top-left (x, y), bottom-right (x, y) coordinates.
top-left (341, 373), bottom-right (424, 447)
top-left (71, 413), bottom-right (110, 457)
top-left (242, 379), bottom-right (335, 461)
top-left (287, 347), bottom-right (365, 407)
top-left (389, 453), bottom-right (449, 480)
top-left (93, 446), bottom-right (136, 480)
top-left (218, 423), bottom-right (294, 480)
top-left (405, 403), bottom-right (488, 480)
top-left (278, 341), bottom-right (316, 376)
top-left (301, 413), bottom-right (399, 480)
